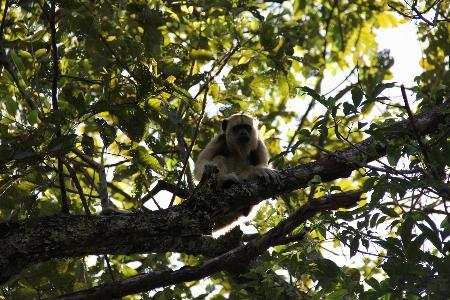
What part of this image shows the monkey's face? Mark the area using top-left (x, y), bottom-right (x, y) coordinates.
top-left (232, 124), bottom-right (252, 144)
top-left (223, 114), bottom-right (259, 155)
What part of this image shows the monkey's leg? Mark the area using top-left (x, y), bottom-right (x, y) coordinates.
top-left (220, 173), bottom-right (240, 189)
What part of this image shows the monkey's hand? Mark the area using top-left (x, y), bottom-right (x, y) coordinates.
top-left (204, 162), bottom-right (220, 176)
top-left (255, 167), bottom-right (281, 185)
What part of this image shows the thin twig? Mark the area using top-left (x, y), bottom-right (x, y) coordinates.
top-left (401, 85), bottom-right (441, 180)
top-left (48, 0), bottom-right (69, 214)
top-left (64, 161), bottom-right (92, 216)
top-left (98, 34), bottom-right (134, 78)
top-left (61, 74), bottom-right (104, 85)
top-left (104, 255), bottom-right (116, 281)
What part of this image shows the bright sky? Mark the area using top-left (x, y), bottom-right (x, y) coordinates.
top-left (376, 21), bottom-right (424, 95)
top-left (381, 24), bottom-right (423, 79)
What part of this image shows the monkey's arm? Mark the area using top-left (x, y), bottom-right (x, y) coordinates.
top-left (193, 134), bottom-right (225, 181)
top-left (240, 139), bottom-right (281, 185)
top-left (194, 134), bottom-right (239, 187)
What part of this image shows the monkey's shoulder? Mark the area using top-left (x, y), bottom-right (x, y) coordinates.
top-left (212, 133), bottom-right (230, 155)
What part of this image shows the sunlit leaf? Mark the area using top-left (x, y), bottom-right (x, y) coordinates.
top-left (6, 96), bottom-right (18, 117)
top-left (28, 110), bottom-right (38, 125)
top-left (10, 50), bottom-right (28, 86)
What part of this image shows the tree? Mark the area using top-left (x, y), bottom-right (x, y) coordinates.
top-left (0, 0), bottom-right (449, 299)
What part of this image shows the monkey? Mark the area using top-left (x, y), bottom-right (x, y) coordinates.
top-left (194, 114), bottom-right (280, 232)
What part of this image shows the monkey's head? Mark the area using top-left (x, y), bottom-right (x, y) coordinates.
top-left (223, 114), bottom-right (259, 157)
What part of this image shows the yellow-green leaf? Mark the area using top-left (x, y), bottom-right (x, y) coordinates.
top-left (10, 50), bottom-right (28, 85)
top-left (34, 48), bottom-right (48, 57)
top-left (31, 29), bottom-right (46, 42)
top-left (122, 265), bottom-right (138, 276)
top-left (28, 110), bottom-right (38, 125)
top-left (376, 12), bottom-right (399, 29)
top-left (18, 50), bottom-right (32, 58)
top-left (147, 98), bottom-right (161, 110)
top-left (190, 49), bottom-right (213, 61)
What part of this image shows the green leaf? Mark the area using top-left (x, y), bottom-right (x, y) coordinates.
top-left (358, 121), bottom-right (368, 129)
top-left (277, 69), bottom-right (289, 103)
top-left (95, 118), bottom-right (116, 148)
top-left (351, 87), bottom-right (363, 108)
top-left (365, 129), bottom-right (388, 145)
top-left (350, 236), bottom-right (359, 258)
top-left (300, 86), bottom-right (329, 106)
top-left (407, 233), bottom-right (426, 262)
top-left (122, 265), bottom-right (137, 276)
top-left (241, 271), bottom-right (259, 279)
top-left (260, 24), bottom-right (279, 50)
top-left (81, 134), bottom-right (95, 156)
top-left (12, 151), bottom-right (38, 160)
top-left (365, 277), bottom-right (381, 291)
top-left (379, 206), bottom-right (398, 218)
top-left (362, 177), bottom-right (378, 192)
top-left (326, 289), bottom-right (348, 300)
top-left (316, 258), bottom-right (340, 278)
top-left (342, 102), bottom-right (355, 115)
top-left (399, 216), bottom-right (414, 249)
top-left (374, 238), bottom-right (405, 258)
top-left (39, 200), bottom-right (61, 216)
top-left (18, 50), bottom-right (32, 58)
top-left (113, 165), bottom-right (139, 181)
top-left (417, 223), bottom-right (442, 252)
top-left (310, 174), bottom-right (322, 185)
top-left (134, 150), bottom-right (163, 172)
top-left (431, 85), bottom-right (447, 97)
top-left (229, 63), bottom-right (252, 78)
top-left (298, 128), bottom-right (311, 137)
top-left (419, 212), bottom-right (439, 232)
top-left (34, 48), bottom-right (48, 57)
top-left (28, 110), bottom-right (38, 125)
top-left (370, 82), bottom-right (396, 100)
top-left (250, 70), bottom-right (277, 99)
top-left (10, 49), bottom-right (28, 86)
top-left (370, 213), bottom-right (381, 228)
top-left (415, 90), bottom-right (426, 101)
top-left (31, 29), bottom-right (46, 42)
top-left (6, 95), bottom-right (18, 117)
top-left (190, 49), bottom-right (213, 61)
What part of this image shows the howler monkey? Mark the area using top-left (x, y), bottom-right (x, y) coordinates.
top-left (194, 114), bottom-right (280, 232)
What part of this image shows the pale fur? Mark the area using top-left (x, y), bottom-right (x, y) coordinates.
top-left (194, 114), bottom-right (281, 233)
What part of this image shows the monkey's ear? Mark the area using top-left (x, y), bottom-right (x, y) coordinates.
top-left (222, 119), bottom-right (229, 132)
